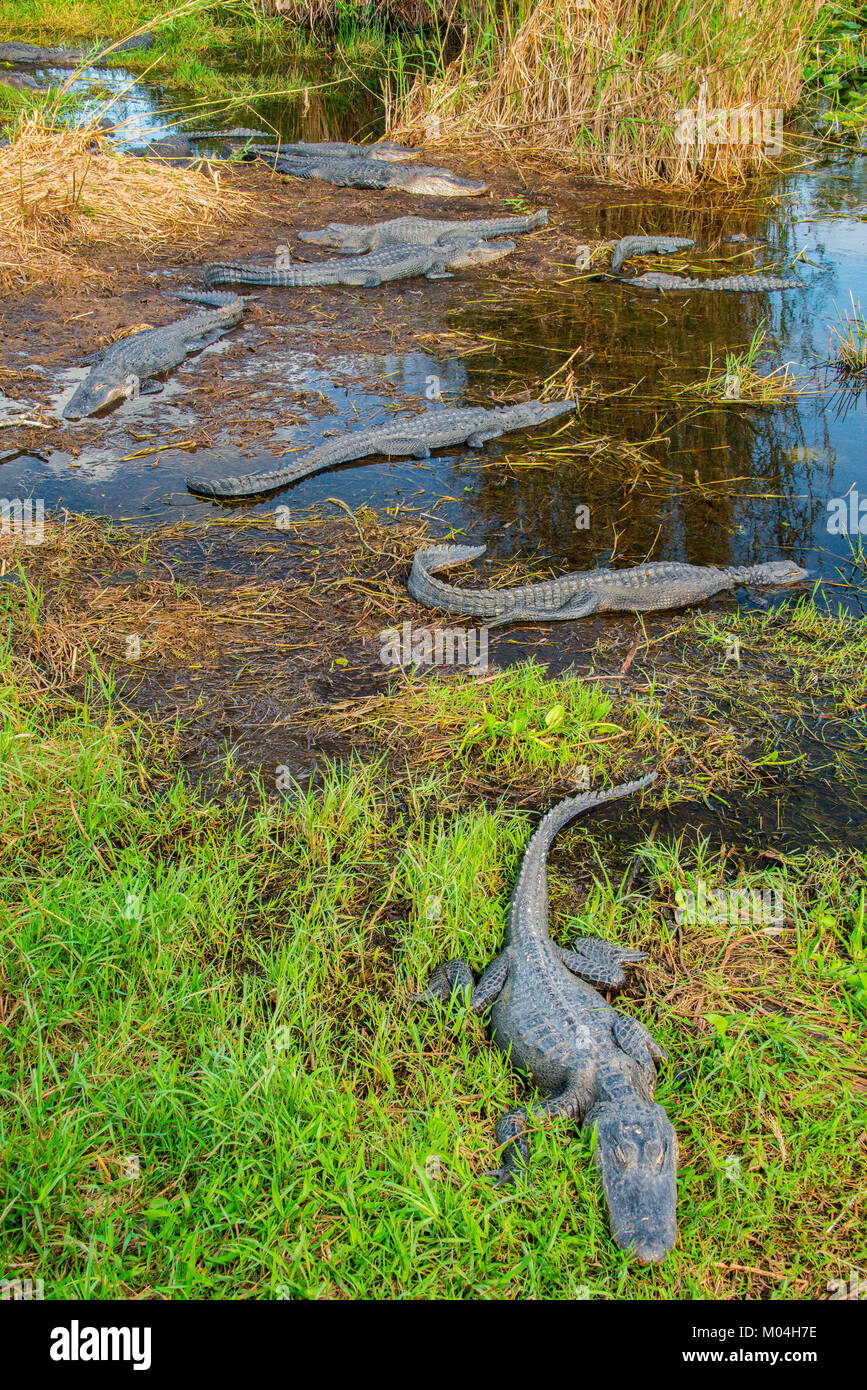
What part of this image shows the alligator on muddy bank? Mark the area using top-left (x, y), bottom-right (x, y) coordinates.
top-left (408, 544), bottom-right (809, 622)
top-left (414, 771), bottom-right (678, 1265)
top-left (62, 291), bottom-right (246, 420)
top-left (186, 400), bottom-right (575, 499)
top-left (203, 236), bottom-right (514, 289)
top-left (298, 211), bottom-right (549, 253)
top-left (253, 150), bottom-right (487, 197)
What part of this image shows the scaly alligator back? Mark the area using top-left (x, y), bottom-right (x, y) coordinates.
top-left (408, 544), bottom-right (809, 621)
top-left (186, 399), bottom-right (574, 499)
top-left (299, 210), bottom-right (549, 252)
top-left (627, 271), bottom-right (800, 292)
top-left (609, 234), bottom-right (695, 274)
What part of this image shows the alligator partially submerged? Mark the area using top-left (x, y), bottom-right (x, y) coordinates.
top-left (203, 237), bottom-right (514, 290)
top-left (0, 34), bottom-right (154, 67)
top-left (609, 234), bottom-right (695, 275)
top-left (298, 210), bottom-right (549, 253)
top-left (63, 291), bottom-right (246, 420)
top-left (255, 150), bottom-right (487, 197)
top-left (186, 399), bottom-right (575, 500)
top-left (415, 771), bottom-right (677, 1264)
top-left (627, 271), bottom-right (800, 292)
top-left (408, 544), bottom-right (809, 622)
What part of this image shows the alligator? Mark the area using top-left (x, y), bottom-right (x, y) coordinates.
top-left (609, 234), bottom-right (695, 275)
top-left (63, 291), bottom-right (246, 420)
top-left (298, 210), bottom-right (549, 253)
top-left (0, 34), bottom-right (154, 67)
top-left (414, 770), bottom-right (677, 1264)
top-left (407, 544), bottom-right (809, 623)
top-left (626, 271), bottom-right (799, 292)
top-left (254, 150), bottom-right (487, 197)
top-left (186, 399), bottom-right (575, 499)
top-left (203, 237), bottom-right (514, 290)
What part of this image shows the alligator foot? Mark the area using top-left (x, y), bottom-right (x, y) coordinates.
top-left (490, 1090), bottom-right (581, 1184)
top-left (412, 950), bottom-right (511, 1014)
top-left (613, 1015), bottom-right (666, 1070)
top-left (559, 938), bottom-right (649, 990)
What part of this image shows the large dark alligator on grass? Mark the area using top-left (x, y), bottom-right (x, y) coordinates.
top-left (298, 210), bottom-right (548, 253)
top-left (254, 150), bottom-right (487, 197)
top-left (414, 770), bottom-right (677, 1264)
top-left (408, 544), bottom-right (809, 622)
top-left (0, 34), bottom-right (154, 67)
top-left (203, 237), bottom-right (514, 289)
top-left (186, 399), bottom-right (575, 500)
top-left (627, 271), bottom-right (800, 292)
top-left (63, 291), bottom-right (246, 420)
top-left (609, 235), bottom-right (695, 274)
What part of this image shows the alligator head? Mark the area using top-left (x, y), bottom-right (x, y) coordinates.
top-left (748, 559), bottom-right (810, 585)
top-left (63, 370), bottom-right (139, 420)
top-left (585, 1097), bottom-right (678, 1264)
top-left (403, 170), bottom-right (487, 197)
top-left (497, 398), bottom-right (577, 429)
top-left (438, 237), bottom-right (516, 268)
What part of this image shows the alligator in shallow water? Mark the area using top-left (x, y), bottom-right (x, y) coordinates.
top-left (0, 34), bottom-right (154, 67)
top-left (609, 234), bottom-right (695, 274)
top-left (186, 399), bottom-right (575, 499)
top-left (626, 271), bottom-right (799, 292)
top-left (63, 291), bottom-right (246, 420)
top-left (407, 544), bottom-right (809, 622)
top-left (203, 237), bottom-right (514, 289)
top-left (254, 150), bottom-right (487, 197)
top-left (414, 770), bottom-right (677, 1264)
top-left (298, 210), bottom-right (549, 252)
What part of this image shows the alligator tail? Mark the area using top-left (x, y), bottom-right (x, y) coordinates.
top-left (166, 288), bottom-right (247, 310)
top-left (523, 772), bottom-right (659, 863)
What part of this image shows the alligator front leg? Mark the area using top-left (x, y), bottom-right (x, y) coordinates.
top-left (413, 949), bottom-right (511, 1014)
top-left (558, 937), bottom-right (648, 991)
top-left (613, 1014), bottom-right (666, 1070)
top-left (490, 1087), bottom-right (581, 1184)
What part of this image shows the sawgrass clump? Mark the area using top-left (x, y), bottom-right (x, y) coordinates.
top-left (394, 0), bottom-right (823, 184)
top-left (0, 108), bottom-right (251, 287)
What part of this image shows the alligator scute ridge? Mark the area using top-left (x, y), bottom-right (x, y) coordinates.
top-left (185, 399), bottom-right (576, 500)
top-left (407, 543), bottom-right (809, 622)
top-left (298, 210), bottom-right (549, 253)
top-left (63, 291), bottom-right (246, 420)
top-left (414, 770), bottom-right (678, 1264)
top-left (203, 237), bottom-right (515, 290)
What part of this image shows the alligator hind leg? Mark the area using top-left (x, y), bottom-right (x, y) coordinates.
top-left (490, 1088), bottom-right (581, 1185)
top-left (412, 948), bottom-right (511, 1014)
top-left (558, 938), bottom-right (648, 991)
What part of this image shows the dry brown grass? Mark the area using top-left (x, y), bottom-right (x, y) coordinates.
top-left (395, 0), bottom-right (823, 185)
top-left (0, 112), bottom-right (253, 288)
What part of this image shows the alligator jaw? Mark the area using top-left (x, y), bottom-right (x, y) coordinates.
top-left (63, 372), bottom-right (139, 421)
top-left (586, 1098), bottom-right (678, 1265)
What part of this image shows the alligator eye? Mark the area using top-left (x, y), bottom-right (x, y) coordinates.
top-left (614, 1145), bottom-right (627, 1164)
top-left (656, 1147), bottom-right (667, 1168)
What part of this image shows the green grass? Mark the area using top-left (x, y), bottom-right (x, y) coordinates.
top-left (829, 294), bottom-right (867, 372)
top-left (0, 579), bottom-right (863, 1299)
